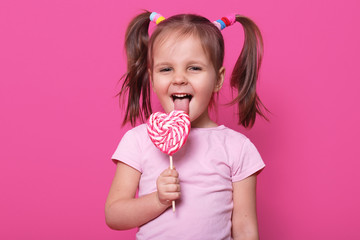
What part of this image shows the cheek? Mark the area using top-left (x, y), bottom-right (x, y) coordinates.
top-left (152, 78), bottom-right (165, 94)
top-left (152, 80), bottom-right (170, 103)
top-left (198, 81), bottom-right (217, 98)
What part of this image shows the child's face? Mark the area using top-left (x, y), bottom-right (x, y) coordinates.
top-left (150, 34), bottom-right (224, 127)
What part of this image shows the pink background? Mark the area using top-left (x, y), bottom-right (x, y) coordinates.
top-left (1, 0), bottom-right (359, 239)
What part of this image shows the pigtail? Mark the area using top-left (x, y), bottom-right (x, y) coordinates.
top-left (118, 11), bottom-right (152, 126)
top-left (230, 15), bottom-right (268, 128)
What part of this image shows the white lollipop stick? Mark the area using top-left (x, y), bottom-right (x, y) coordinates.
top-left (169, 155), bottom-right (175, 212)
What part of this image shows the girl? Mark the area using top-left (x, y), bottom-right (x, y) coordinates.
top-left (105, 10), bottom-right (267, 240)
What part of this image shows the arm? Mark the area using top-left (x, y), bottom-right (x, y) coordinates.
top-left (232, 174), bottom-right (259, 240)
top-left (105, 162), bottom-right (180, 230)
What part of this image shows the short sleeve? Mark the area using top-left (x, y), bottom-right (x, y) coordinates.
top-left (231, 139), bottom-right (265, 182)
top-left (112, 129), bottom-right (143, 173)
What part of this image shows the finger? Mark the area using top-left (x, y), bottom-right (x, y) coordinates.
top-left (165, 192), bottom-right (181, 201)
top-left (168, 169), bottom-right (179, 177)
top-left (160, 168), bottom-right (174, 177)
top-left (162, 176), bottom-right (179, 184)
top-left (164, 183), bottom-right (181, 193)
top-left (160, 169), bottom-right (179, 178)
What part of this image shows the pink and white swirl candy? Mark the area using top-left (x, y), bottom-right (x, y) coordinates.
top-left (147, 110), bottom-right (191, 156)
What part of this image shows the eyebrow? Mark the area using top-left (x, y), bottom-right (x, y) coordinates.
top-left (154, 60), bottom-right (207, 68)
top-left (153, 62), bottom-right (172, 68)
top-left (187, 60), bottom-right (207, 66)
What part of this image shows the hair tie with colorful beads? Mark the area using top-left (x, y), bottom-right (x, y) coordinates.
top-left (213, 14), bottom-right (236, 30)
top-left (150, 12), bottom-right (166, 24)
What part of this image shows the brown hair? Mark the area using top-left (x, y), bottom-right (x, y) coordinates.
top-left (118, 10), bottom-right (268, 127)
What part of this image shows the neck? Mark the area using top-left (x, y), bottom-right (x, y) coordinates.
top-left (191, 110), bottom-right (218, 128)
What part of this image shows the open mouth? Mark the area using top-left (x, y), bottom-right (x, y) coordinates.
top-left (171, 94), bottom-right (192, 113)
top-left (171, 93), bottom-right (193, 101)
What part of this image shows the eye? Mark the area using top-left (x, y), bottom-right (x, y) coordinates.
top-left (189, 66), bottom-right (202, 71)
top-left (159, 67), bottom-right (172, 72)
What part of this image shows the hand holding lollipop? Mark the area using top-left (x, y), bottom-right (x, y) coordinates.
top-left (147, 110), bottom-right (191, 212)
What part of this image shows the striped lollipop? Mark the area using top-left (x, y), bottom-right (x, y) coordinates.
top-left (147, 110), bottom-right (190, 156)
top-left (147, 110), bottom-right (191, 212)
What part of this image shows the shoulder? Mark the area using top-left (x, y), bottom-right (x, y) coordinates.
top-left (125, 123), bottom-right (147, 135)
top-left (192, 125), bottom-right (252, 153)
top-left (220, 125), bottom-right (247, 138)
top-left (191, 125), bottom-right (250, 147)
top-left (116, 124), bottom-right (150, 151)
top-left (216, 125), bottom-right (249, 146)
top-left (216, 126), bottom-right (263, 162)
top-left (122, 123), bottom-right (148, 140)
top-left (112, 124), bottom-right (149, 172)
top-left (220, 126), bottom-right (260, 154)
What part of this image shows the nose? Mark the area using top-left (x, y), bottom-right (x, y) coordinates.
top-left (172, 71), bottom-right (188, 85)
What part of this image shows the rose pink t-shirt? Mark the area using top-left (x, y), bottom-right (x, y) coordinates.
top-left (112, 124), bottom-right (265, 240)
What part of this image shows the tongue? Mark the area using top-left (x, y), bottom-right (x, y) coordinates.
top-left (174, 98), bottom-right (189, 114)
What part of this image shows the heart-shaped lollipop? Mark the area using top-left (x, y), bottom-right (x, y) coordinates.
top-left (147, 110), bottom-right (191, 156)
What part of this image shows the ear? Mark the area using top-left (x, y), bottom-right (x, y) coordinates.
top-left (214, 66), bottom-right (225, 92)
